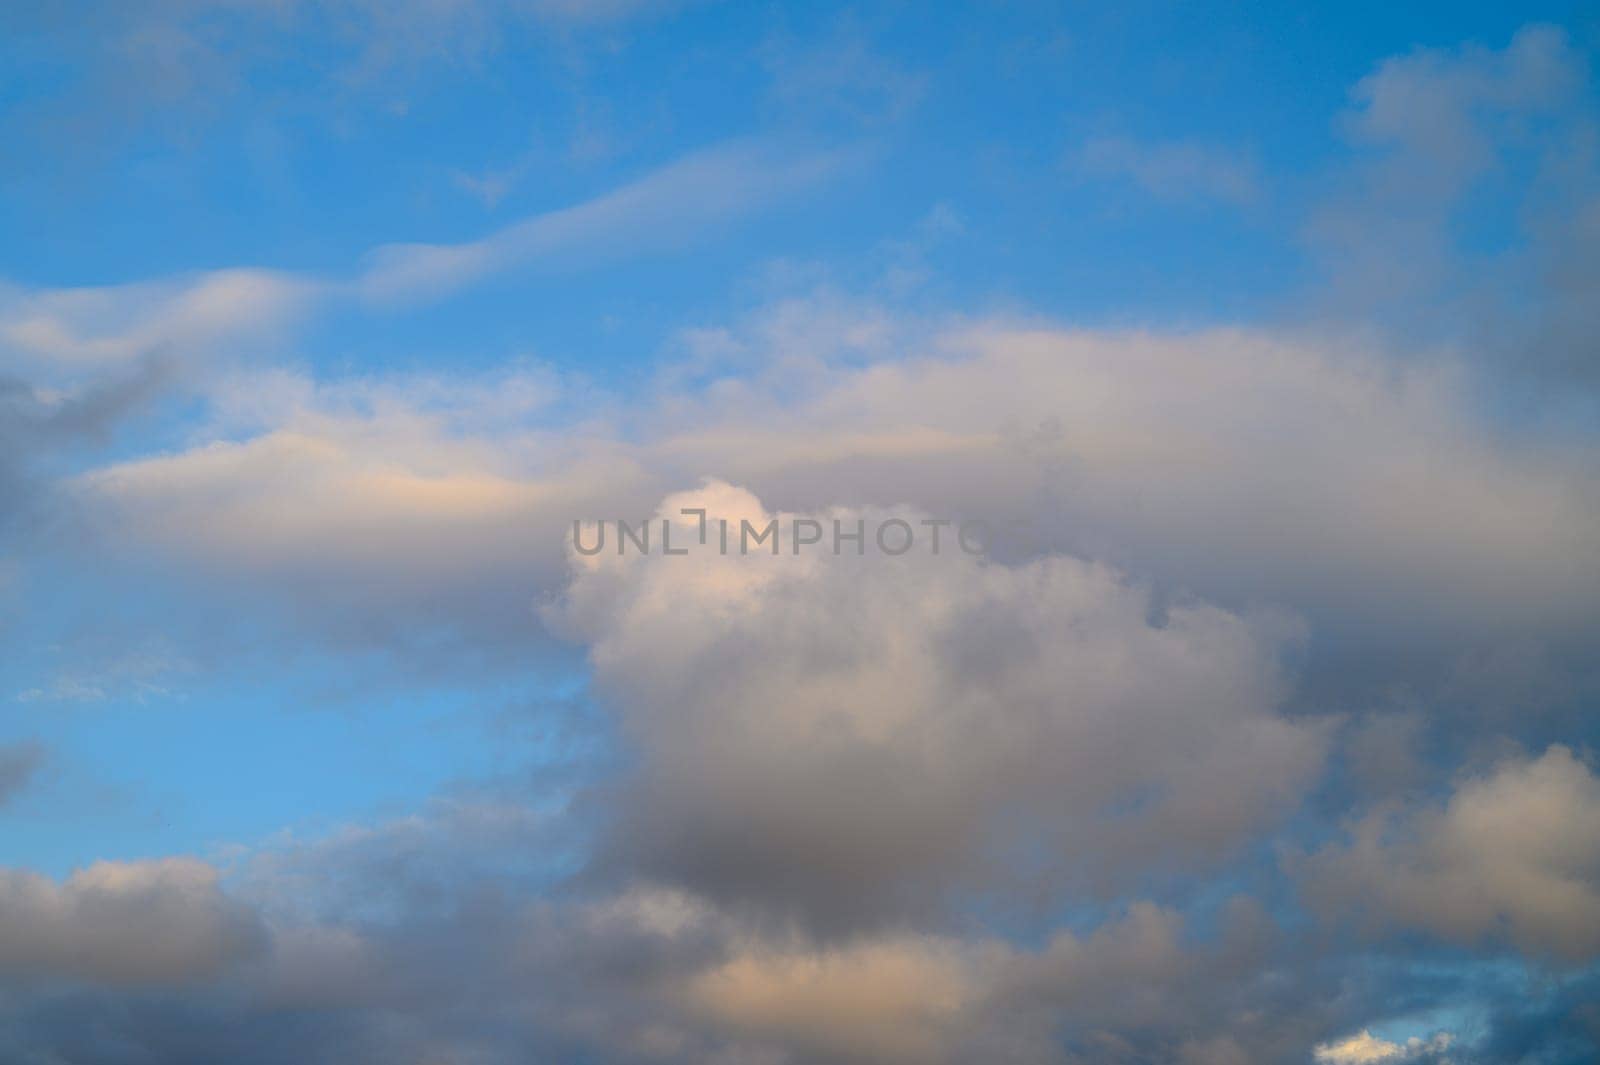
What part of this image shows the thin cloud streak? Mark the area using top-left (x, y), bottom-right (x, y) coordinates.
top-left (0, 139), bottom-right (847, 371)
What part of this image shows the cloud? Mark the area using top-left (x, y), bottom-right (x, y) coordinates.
top-left (356, 140), bottom-right (846, 302)
top-left (0, 142), bottom-right (838, 575)
top-left (0, 357), bottom-right (178, 539)
top-left (682, 935), bottom-right (979, 1063)
top-left (3, 17), bottom-right (1600, 1065)
top-left (74, 366), bottom-right (654, 660)
top-left (15, 646), bottom-right (192, 705)
top-left (7, 0), bottom-right (693, 149)
top-left (1077, 136), bottom-right (1259, 206)
top-left (1344, 23), bottom-right (1582, 177)
top-left (0, 269), bottom-right (314, 371)
top-left (452, 160), bottom-right (529, 209)
top-left (1313, 1029), bottom-right (1455, 1065)
top-left (761, 17), bottom-right (927, 127)
top-left (1, 141), bottom-right (839, 379)
top-left (1301, 745), bottom-right (1600, 960)
top-left (0, 787), bottom-right (1571, 1065)
top-left (68, 319), bottom-right (1600, 679)
top-left (0, 859), bottom-right (265, 987)
top-left (647, 319), bottom-right (1600, 682)
top-left (0, 802), bottom-right (1298, 1065)
top-left (1310, 24), bottom-right (1600, 384)
top-left (552, 482), bottom-right (1323, 929)
top-left (675, 901), bottom-right (1268, 1065)
top-left (0, 742), bottom-right (44, 807)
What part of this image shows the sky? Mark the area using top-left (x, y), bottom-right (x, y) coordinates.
top-left (2, 2), bottom-right (1600, 1063)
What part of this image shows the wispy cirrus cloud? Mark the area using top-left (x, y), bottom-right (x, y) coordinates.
top-left (5, 0), bottom-right (699, 150)
top-left (356, 140), bottom-right (848, 302)
top-left (0, 140), bottom-right (843, 377)
top-left (1076, 135), bottom-right (1259, 206)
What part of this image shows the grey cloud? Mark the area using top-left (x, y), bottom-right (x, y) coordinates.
top-left (0, 794), bottom-right (1587, 1064)
top-left (4, 0), bottom-right (691, 166)
top-left (0, 859), bottom-right (265, 987)
top-left (72, 323), bottom-right (1600, 678)
top-left (1472, 967), bottom-right (1600, 1065)
top-left (1311, 24), bottom-right (1600, 385)
top-left (3, 22), bottom-right (1600, 1064)
top-left (0, 742), bottom-right (43, 807)
top-left (0, 359), bottom-right (175, 539)
top-left (552, 483), bottom-right (1324, 932)
top-left (1344, 23), bottom-right (1582, 176)
top-left (1299, 744), bottom-right (1600, 961)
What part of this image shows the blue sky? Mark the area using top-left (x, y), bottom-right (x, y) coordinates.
top-left (4, 4), bottom-right (1585, 312)
top-left (2, 4), bottom-right (1600, 1064)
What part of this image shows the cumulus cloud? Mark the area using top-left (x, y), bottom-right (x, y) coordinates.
top-left (1301, 744), bottom-right (1600, 960)
top-left (1344, 23), bottom-right (1582, 176)
top-left (0, 789), bottom-right (1563, 1065)
top-left (74, 320), bottom-right (1600, 672)
top-left (549, 482), bottom-right (1323, 929)
top-left (5, 20), bottom-right (1600, 1065)
top-left (672, 901), bottom-right (1284, 1065)
top-left (10, 806), bottom-right (1302, 1065)
top-left (682, 934), bottom-right (979, 1063)
top-left (0, 859), bottom-right (264, 986)
top-left (1312, 24), bottom-right (1600, 383)
top-left (658, 323), bottom-right (1600, 642)
top-left (1313, 1029), bottom-right (1455, 1065)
